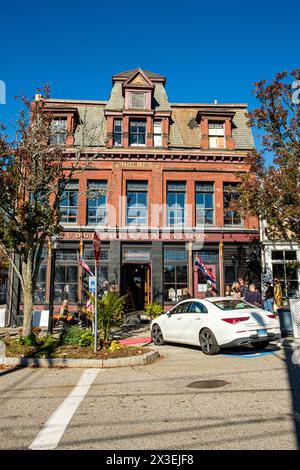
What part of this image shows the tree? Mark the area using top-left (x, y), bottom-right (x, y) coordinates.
top-left (236, 69), bottom-right (300, 241)
top-left (0, 88), bottom-right (98, 335)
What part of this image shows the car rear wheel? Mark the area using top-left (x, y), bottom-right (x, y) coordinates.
top-left (151, 324), bottom-right (165, 345)
top-left (199, 328), bottom-right (220, 355)
top-left (252, 341), bottom-right (269, 349)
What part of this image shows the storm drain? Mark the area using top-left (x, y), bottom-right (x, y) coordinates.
top-left (187, 380), bottom-right (229, 389)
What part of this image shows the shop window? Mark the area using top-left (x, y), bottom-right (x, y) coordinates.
top-left (33, 247), bottom-right (48, 303)
top-left (167, 182), bottom-right (186, 227)
top-left (195, 183), bottom-right (214, 225)
top-left (272, 250), bottom-right (299, 298)
top-left (87, 181), bottom-right (107, 225)
top-left (164, 247), bottom-right (188, 303)
top-left (54, 249), bottom-right (78, 303)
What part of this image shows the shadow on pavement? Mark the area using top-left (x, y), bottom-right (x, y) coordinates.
top-left (283, 346), bottom-right (300, 449)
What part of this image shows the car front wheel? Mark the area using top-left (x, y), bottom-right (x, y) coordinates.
top-left (199, 328), bottom-right (220, 355)
top-left (151, 324), bottom-right (165, 345)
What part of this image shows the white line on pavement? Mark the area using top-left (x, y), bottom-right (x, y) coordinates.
top-left (29, 368), bottom-right (100, 450)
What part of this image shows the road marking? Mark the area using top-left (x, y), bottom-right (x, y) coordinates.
top-left (29, 368), bottom-right (100, 450)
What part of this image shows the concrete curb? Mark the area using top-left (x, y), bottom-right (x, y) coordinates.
top-left (0, 350), bottom-right (160, 369)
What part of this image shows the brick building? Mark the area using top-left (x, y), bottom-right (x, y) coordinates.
top-left (6, 68), bottom-right (260, 324)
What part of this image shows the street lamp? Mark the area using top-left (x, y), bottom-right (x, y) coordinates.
top-left (48, 235), bottom-right (60, 334)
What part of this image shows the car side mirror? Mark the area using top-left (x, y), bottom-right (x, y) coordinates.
top-left (167, 312), bottom-right (172, 317)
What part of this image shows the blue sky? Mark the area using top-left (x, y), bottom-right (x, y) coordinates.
top-left (0, 0), bottom-right (299, 150)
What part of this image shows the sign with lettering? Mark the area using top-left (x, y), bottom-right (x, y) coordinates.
top-left (113, 161), bottom-right (161, 170)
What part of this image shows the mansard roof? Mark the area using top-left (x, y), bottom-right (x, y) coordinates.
top-left (43, 68), bottom-right (255, 151)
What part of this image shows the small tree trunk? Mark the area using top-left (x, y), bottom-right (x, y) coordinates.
top-left (22, 257), bottom-right (34, 337)
top-left (22, 284), bottom-right (33, 336)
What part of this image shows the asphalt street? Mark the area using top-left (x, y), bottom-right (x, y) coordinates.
top-left (0, 341), bottom-right (300, 450)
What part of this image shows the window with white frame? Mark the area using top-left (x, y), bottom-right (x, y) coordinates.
top-left (196, 182), bottom-right (214, 225)
top-left (129, 120), bottom-right (146, 146)
top-left (223, 183), bottom-right (241, 226)
top-left (167, 182), bottom-right (186, 227)
top-left (126, 181), bottom-right (148, 226)
top-left (50, 118), bottom-right (67, 145)
top-left (208, 121), bottom-right (225, 149)
top-left (271, 250), bottom-right (299, 299)
top-left (154, 120), bottom-right (162, 147)
top-left (59, 181), bottom-right (78, 224)
top-left (113, 119), bottom-right (122, 146)
top-left (87, 181), bottom-right (107, 225)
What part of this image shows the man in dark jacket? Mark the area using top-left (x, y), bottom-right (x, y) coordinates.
top-left (245, 284), bottom-right (264, 308)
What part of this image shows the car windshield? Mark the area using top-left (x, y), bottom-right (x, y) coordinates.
top-left (211, 299), bottom-right (256, 311)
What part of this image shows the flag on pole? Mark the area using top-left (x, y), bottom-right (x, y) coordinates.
top-left (78, 255), bottom-right (94, 276)
top-left (194, 253), bottom-right (217, 286)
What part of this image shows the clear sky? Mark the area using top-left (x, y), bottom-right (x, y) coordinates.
top-left (0, 0), bottom-right (299, 149)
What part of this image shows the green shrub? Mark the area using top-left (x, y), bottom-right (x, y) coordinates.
top-left (17, 332), bottom-right (39, 346)
top-left (87, 291), bottom-right (127, 345)
top-left (78, 330), bottom-right (93, 347)
top-left (60, 325), bottom-right (93, 347)
top-left (145, 303), bottom-right (164, 320)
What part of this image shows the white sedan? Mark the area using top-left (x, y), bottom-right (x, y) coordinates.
top-left (151, 297), bottom-right (280, 355)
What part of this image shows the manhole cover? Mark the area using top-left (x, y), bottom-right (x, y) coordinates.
top-left (187, 380), bottom-right (229, 389)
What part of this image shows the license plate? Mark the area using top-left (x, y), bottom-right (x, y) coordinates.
top-left (257, 329), bottom-right (268, 337)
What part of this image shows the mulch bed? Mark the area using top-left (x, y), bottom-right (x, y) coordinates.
top-left (3, 337), bottom-right (149, 359)
top-left (52, 345), bottom-right (149, 359)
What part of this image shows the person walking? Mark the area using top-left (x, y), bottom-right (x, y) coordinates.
top-left (245, 284), bottom-right (264, 308)
top-left (273, 278), bottom-right (283, 312)
top-left (264, 282), bottom-right (274, 312)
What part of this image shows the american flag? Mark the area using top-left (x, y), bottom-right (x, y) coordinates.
top-left (194, 253), bottom-right (217, 286)
top-left (78, 255), bottom-right (94, 276)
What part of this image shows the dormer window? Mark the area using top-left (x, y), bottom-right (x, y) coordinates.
top-left (50, 118), bottom-right (67, 145)
top-left (208, 121), bottom-right (225, 149)
top-left (130, 92), bottom-right (146, 109)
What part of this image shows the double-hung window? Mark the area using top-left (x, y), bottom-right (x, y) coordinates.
top-left (87, 181), bottom-right (107, 225)
top-left (50, 118), bottom-right (67, 145)
top-left (196, 182), bottom-right (214, 225)
top-left (113, 119), bottom-right (122, 146)
top-left (154, 120), bottom-right (162, 147)
top-left (167, 182), bottom-right (186, 227)
top-left (223, 183), bottom-right (241, 226)
top-left (126, 181), bottom-right (148, 226)
top-left (130, 120), bottom-right (146, 146)
top-left (59, 181), bottom-right (78, 224)
top-left (208, 121), bottom-right (225, 149)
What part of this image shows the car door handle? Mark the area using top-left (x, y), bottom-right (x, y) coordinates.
top-left (195, 317), bottom-right (202, 320)
top-left (177, 317), bottom-right (182, 320)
